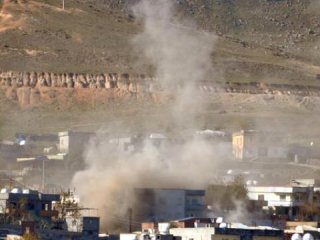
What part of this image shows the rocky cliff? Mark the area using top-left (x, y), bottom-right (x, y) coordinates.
top-left (1, 70), bottom-right (320, 107)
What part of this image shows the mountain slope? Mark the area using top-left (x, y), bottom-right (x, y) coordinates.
top-left (0, 0), bottom-right (319, 85)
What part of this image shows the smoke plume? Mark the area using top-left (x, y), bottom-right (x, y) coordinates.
top-left (72, 0), bottom-right (220, 232)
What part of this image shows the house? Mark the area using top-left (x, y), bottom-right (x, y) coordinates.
top-left (213, 226), bottom-right (282, 240)
top-left (169, 227), bottom-right (215, 240)
top-left (108, 135), bottom-right (143, 153)
top-left (0, 188), bottom-right (105, 239)
top-left (66, 216), bottom-right (100, 236)
top-left (0, 188), bottom-right (60, 221)
top-left (169, 222), bottom-right (282, 240)
top-left (232, 130), bottom-right (288, 161)
top-left (58, 131), bottom-right (94, 170)
top-left (58, 131), bottom-right (93, 155)
top-left (134, 188), bottom-right (206, 223)
top-left (142, 218), bottom-right (215, 234)
top-left (247, 179), bottom-right (320, 220)
top-left (105, 133), bottom-right (168, 154)
top-left (0, 141), bottom-right (25, 162)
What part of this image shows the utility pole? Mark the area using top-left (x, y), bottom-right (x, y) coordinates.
top-left (62, 0), bottom-right (65, 10)
top-left (42, 159), bottom-right (45, 192)
top-left (128, 207), bottom-right (132, 233)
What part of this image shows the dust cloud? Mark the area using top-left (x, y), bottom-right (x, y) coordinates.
top-left (71, 0), bottom-right (223, 232)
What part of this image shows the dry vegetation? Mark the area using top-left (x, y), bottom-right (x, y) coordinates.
top-left (0, 0), bottom-right (320, 138)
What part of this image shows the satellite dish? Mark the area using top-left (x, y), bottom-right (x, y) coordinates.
top-left (219, 222), bottom-right (227, 228)
top-left (291, 233), bottom-right (302, 240)
top-left (0, 188), bottom-right (8, 193)
top-left (216, 217), bottom-right (223, 223)
top-left (302, 233), bottom-right (314, 240)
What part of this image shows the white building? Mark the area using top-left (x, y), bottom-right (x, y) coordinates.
top-left (169, 227), bottom-right (215, 240)
top-left (247, 179), bottom-right (320, 219)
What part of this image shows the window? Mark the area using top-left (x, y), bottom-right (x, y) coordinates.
top-left (280, 194), bottom-right (286, 200)
top-left (42, 203), bottom-right (49, 211)
top-left (27, 203), bottom-right (35, 210)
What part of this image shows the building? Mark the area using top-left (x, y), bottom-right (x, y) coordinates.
top-left (58, 131), bottom-right (93, 155)
top-left (168, 222), bottom-right (282, 240)
top-left (213, 226), bottom-right (282, 240)
top-left (0, 188), bottom-right (105, 239)
top-left (0, 141), bottom-right (25, 162)
top-left (169, 227), bottom-right (215, 240)
top-left (247, 179), bottom-right (320, 220)
top-left (58, 131), bottom-right (94, 169)
top-left (134, 188), bottom-right (206, 223)
top-left (66, 216), bottom-right (100, 236)
top-left (1, 218), bottom-right (104, 239)
top-left (108, 133), bottom-right (169, 154)
top-left (0, 188), bottom-right (60, 221)
top-left (142, 218), bottom-right (215, 234)
top-left (232, 130), bottom-right (288, 161)
top-left (284, 222), bottom-right (320, 240)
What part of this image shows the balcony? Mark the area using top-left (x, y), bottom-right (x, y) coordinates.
top-left (40, 210), bottom-right (58, 217)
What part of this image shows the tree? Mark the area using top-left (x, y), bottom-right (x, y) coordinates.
top-left (53, 189), bottom-right (81, 222)
top-left (206, 175), bottom-right (248, 212)
top-left (22, 232), bottom-right (39, 240)
top-left (298, 202), bottom-right (320, 221)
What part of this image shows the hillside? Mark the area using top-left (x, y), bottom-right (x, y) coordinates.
top-left (0, 0), bottom-right (320, 138)
top-left (0, 0), bottom-right (319, 84)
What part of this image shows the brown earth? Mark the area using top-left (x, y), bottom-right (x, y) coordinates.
top-left (0, 0), bottom-right (320, 139)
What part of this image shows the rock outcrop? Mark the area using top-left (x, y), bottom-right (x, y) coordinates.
top-left (1, 70), bottom-right (320, 107)
top-left (0, 71), bottom-right (157, 92)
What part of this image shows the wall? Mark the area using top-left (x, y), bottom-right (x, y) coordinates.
top-left (170, 227), bottom-right (215, 240)
top-left (212, 234), bottom-right (240, 240)
top-left (154, 189), bottom-right (185, 221)
top-left (232, 131), bottom-right (289, 161)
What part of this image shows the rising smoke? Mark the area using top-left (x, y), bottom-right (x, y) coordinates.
top-left (71, 0), bottom-right (230, 232)
top-left (131, 0), bottom-right (216, 126)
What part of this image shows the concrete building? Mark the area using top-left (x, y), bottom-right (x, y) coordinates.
top-left (134, 188), bottom-right (206, 222)
top-left (1, 219), bottom-right (104, 239)
top-left (108, 133), bottom-right (168, 154)
top-left (232, 130), bottom-right (288, 161)
top-left (0, 188), bottom-right (60, 221)
top-left (169, 223), bottom-right (282, 240)
top-left (58, 131), bottom-right (93, 169)
top-left (0, 188), bottom-right (104, 239)
top-left (142, 218), bottom-right (215, 234)
top-left (213, 226), bottom-right (282, 240)
top-left (247, 179), bottom-right (320, 220)
top-left (0, 141), bottom-right (25, 162)
top-left (169, 227), bottom-right (215, 240)
top-left (66, 216), bottom-right (100, 236)
top-left (108, 135), bottom-right (143, 154)
top-left (58, 131), bottom-right (93, 154)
